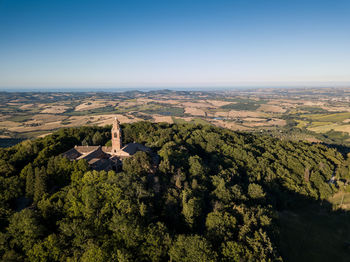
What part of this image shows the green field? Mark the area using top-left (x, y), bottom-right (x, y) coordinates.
top-left (302, 112), bottom-right (350, 123)
top-left (7, 114), bottom-right (34, 122)
top-left (296, 120), bottom-right (309, 129)
top-left (310, 121), bottom-right (334, 127)
top-left (220, 101), bottom-right (261, 111)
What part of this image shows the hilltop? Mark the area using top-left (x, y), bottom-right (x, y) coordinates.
top-left (1, 122), bottom-right (350, 261)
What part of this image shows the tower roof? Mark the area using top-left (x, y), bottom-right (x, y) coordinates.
top-left (113, 117), bottom-right (120, 129)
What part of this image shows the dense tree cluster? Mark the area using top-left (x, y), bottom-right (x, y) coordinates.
top-left (0, 122), bottom-right (345, 261)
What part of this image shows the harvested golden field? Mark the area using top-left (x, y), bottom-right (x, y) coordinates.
top-left (244, 118), bottom-right (285, 127)
top-left (0, 114), bottom-right (10, 121)
top-left (215, 110), bottom-right (268, 118)
top-left (32, 114), bottom-right (67, 122)
top-left (135, 98), bottom-right (154, 103)
top-left (212, 120), bottom-right (251, 131)
top-left (8, 121), bottom-right (63, 132)
top-left (136, 98), bottom-right (177, 105)
top-left (242, 117), bottom-right (266, 122)
top-left (0, 121), bottom-right (20, 129)
top-left (41, 105), bottom-right (69, 114)
top-left (244, 122), bottom-right (270, 127)
top-left (181, 102), bottom-right (213, 108)
top-left (67, 114), bottom-right (140, 126)
top-left (206, 100), bottom-right (233, 107)
top-left (19, 104), bottom-right (35, 110)
top-left (303, 101), bottom-right (325, 106)
top-left (117, 101), bottom-right (140, 107)
top-left (38, 133), bottom-right (52, 138)
top-left (152, 115), bottom-right (174, 123)
top-left (184, 107), bottom-right (206, 116)
top-left (258, 104), bottom-right (286, 113)
top-left (75, 101), bottom-right (113, 111)
top-left (268, 118), bottom-right (286, 126)
top-left (37, 103), bottom-right (49, 108)
top-left (328, 125), bottom-right (350, 135)
top-left (8, 114), bottom-right (143, 133)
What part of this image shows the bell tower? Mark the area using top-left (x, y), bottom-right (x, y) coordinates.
top-left (112, 117), bottom-right (122, 153)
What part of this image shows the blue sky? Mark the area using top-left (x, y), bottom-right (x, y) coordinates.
top-left (0, 0), bottom-right (349, 89)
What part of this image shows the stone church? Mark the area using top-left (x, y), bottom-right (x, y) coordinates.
top-left (62, 117), bottom-right (150, 171)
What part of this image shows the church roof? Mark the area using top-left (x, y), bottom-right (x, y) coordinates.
top-left (121, 143), bottom-right (150, 155)
top-left (102, 146), bottom-right (112, 153)
top-left (75, 145), bottom-right (100, 153)
top-left (61, 148), bottom-right (83, 160)
top-left (77, 146), bottom-right (108, 162)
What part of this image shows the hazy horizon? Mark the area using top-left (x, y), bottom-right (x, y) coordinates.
top-left (1, 84), bottom-right (350, 93)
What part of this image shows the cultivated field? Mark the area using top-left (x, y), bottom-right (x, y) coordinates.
top-left (2, 88), bottom-right (350, 146)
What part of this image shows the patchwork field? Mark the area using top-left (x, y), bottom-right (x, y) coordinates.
top-left (2, 88), bottom-right (350, 146)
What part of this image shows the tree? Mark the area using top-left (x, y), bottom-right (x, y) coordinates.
top-left (34, 167), bottom-right (47, 202)
top-left (92, 131), bottom-right (103, 145)
top-left (0, 160), bottom-right (14, 177)
top-left (182, 189), bottom-right (202, 228)
top-left (205, 211), bottom-right (237, 241)
top-left (141, 222), bottom-right (171, 261)
top-left (248, 183), bottom-right (265, 199)
top-left (188, 155), bottom-right (205, 179)
top-left (27, 234), bottom-right (63, 262)
top-left (23, 164), bottom-right (34, 197)
top-left (81, 242), bottom-right (106, 262)
top-left (122, 151), bottom-right (152, 175)
top-left (169, 235), bottom-right (217, 262)
top-left (7, 209), bottom-right (45, 252)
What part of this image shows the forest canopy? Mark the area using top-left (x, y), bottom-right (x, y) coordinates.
top-left (0, 122), bottom-right (347, 261)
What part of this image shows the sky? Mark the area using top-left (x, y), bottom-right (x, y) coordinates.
top-left (0, 0), bottom-right (350, 89)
